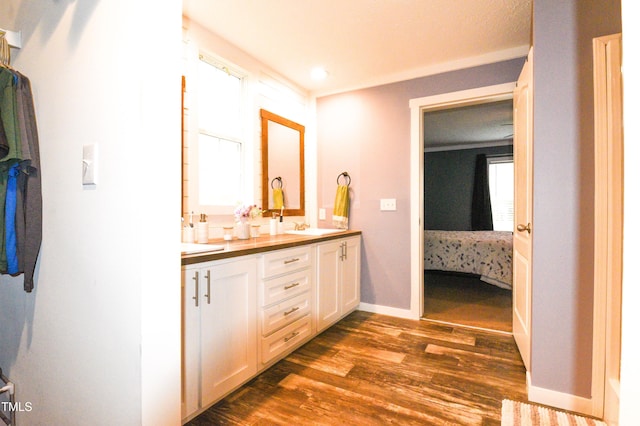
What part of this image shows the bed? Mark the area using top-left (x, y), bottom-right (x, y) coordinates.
top-left (424, 230), bottom-right (513, 290)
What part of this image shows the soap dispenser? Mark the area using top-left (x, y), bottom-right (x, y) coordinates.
top-left (197, 213), bottom-right (209, 243)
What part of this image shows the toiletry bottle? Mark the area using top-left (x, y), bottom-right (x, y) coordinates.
top-left (184, 226), bottom-right (195, 243)
top-left (269, 213), bottom-right (278, 236)
top-left (197, 213), bottom-right (208, 243)
top-left (223, 226), bottom-right (234, 241)
top-left (277, 212), bottom-right (284, 234)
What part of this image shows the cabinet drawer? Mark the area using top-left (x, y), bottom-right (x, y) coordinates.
top-left (261, 291), bottom-right (311, 336)
top-left (261, 314), bottom-right (312, 365)
top-left (260, 269), bottom-right (311, 307)
top-left (261, 246), bottom-right (312, 279)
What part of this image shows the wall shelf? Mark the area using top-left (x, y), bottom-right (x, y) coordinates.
top-left (0, 28), bottom-right (22, 49)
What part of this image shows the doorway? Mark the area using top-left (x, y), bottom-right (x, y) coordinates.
top-left (422, 100), bottom-right (514, 332)
top-left (409, 83), bottom-right (517, 332)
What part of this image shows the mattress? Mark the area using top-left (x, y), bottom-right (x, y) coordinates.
top-left (424, 230), bottom-right (513, 290)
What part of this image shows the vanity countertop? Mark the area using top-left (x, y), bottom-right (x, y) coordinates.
top-left (181, 230), bottom-right (362, 266)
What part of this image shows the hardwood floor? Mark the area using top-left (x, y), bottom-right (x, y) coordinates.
top-left (187, 311), bottom-right (527, 425)
top-left (424, 271), bottom-right (512, 333)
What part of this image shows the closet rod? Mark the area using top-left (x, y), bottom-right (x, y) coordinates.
top-left (0, 28), bottom-right (22, 49)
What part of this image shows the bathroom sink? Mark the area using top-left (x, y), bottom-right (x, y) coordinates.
top-left (180, 243), bottom-right (226, 254)
top-left (285, 228), bottom-right (345, 236)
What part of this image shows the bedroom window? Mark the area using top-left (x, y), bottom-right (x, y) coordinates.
top-left (487, 156), bottom-right (514, 232)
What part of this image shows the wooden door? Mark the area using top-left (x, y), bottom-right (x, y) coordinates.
top-left (512, 48), bottom-right (534, 371)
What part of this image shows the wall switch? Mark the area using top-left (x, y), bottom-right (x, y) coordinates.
top-left (319, 208), bottom-right (326, 220)
top-left (380, 198), bottom-right (397, 211)
top-left (82, 144), bottom-right (98, 185)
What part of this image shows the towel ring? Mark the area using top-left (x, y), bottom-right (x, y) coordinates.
top-left (336, 172), bottom-right (351, 186)
top-left (271, 176), bottom-right (283, 189)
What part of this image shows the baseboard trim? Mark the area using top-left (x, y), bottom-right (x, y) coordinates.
top-left (358, 303), bottom-right (416, 320)
top-left (527, 372), bottom-right (595, 416)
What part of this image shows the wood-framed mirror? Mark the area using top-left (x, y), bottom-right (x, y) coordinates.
top-left (260, 109), bottom-right (305, 217)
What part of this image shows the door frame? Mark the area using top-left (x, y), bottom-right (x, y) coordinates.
top-left (592, 33), bottom-right (623, 421)
top-left (409, 82), bottom-right (516, 319)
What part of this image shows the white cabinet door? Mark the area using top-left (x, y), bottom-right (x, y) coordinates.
top-left (181, 256), bottom-right (258, 421)
top-left (317, 241), bottom-right (342, 331)
top-left (181, 267), bottom-right (201, 419)
top-left (341, 236), bottom-right (361, 313)
top-left (317, 236), bottom-right (361, 332)
top-left (200, 257), bottom-right (257, 408)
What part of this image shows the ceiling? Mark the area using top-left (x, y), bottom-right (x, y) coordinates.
top-left (424, 100), bottom-right (514, 150)
top-left (182, 0), bottom-right (528, 149)
top-left (182, 0), bottom-right (531, 96)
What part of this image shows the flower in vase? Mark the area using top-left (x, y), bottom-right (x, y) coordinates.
top-left (234, 204), bottom-right (263, 222)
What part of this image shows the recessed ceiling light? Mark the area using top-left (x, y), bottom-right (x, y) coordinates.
top-left (310, 67), bottom-right (328, 80)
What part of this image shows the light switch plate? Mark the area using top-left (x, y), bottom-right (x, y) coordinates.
top-left (83, 144), bottom-right (98, 185)
top-left (380, 198), bottom-right (396, 211)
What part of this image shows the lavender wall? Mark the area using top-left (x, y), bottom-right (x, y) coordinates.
top-left (532, 0), bottom-right (621, 398)
top-left (316, 58), bottom-right (524, 310)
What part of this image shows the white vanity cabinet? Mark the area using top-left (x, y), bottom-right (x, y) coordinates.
top-left (258, 245), bottom-right (315, 365)
top-left (181, 231), bottom-right (361, 423)
top-left (181, 256), bottom-right (257, 420)
top-left (317, 235), bottom-right (361, 332)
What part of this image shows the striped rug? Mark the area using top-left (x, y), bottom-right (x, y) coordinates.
top-left (501, 400), bottom-right (607, 426)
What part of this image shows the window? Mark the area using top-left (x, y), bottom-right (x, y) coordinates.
top-left (194, 55), bottom-right (247, 212)
top-left (487, 156), bottom-right (514, 231)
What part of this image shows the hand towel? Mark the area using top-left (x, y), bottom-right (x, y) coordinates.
top-left (332, 184), bottom-right (349, 229)
top-left (273, 187), bottom-right (284, 210)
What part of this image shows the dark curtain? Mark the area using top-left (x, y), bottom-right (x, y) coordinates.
top-left (471, 154), bottom-right (493, 230)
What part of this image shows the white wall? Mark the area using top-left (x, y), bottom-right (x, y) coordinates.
top-left (182, 18), bottom-right (312, 231)
top-left (619, 2), bottom-right (640, 424)
top-left (0, 1), bottom-right (181, 425)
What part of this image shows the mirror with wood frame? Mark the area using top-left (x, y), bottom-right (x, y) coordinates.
top-left (260, 109), bottom-right (305, 217)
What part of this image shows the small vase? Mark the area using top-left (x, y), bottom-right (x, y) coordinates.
top-left (236, 220), bottom-right (250, 240)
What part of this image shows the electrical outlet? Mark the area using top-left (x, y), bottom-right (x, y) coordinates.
top-left (380, 198), bottom-right (396, 211)
top-left (319, 208), bottom-right (326, 220)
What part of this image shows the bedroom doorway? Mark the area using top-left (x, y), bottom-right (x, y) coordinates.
top-left (409, 83), bottom-right (517, 333)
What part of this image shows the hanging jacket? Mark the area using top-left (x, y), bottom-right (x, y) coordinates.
top-left (0, 67), bottom-right (42, 292)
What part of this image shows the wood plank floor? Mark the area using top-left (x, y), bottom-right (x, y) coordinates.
top-left (187, 311), bottom-right (527, 425)
top-left (424, 271), bottom-right (513, 333)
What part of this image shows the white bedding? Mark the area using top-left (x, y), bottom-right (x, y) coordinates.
top-left (424, 230), bottom-right (513, 290)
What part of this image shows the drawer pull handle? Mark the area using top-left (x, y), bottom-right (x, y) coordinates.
top-left (284, 306), bottom-right (300, 316)
top-left (284, 331), bottom-right (300, 343)
top-left (204, 270), bottom-right (211, 305)
top-left (192, 271), bottom-right (199, 307)
top-left (284, 282), bottom-right (300, 290)
top-left (283, 257), bottom-right (300, 265)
